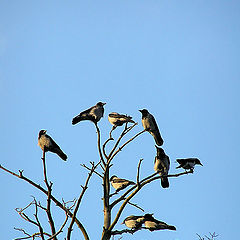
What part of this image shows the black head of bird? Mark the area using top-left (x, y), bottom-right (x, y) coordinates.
top-left (38, 129), bottom-right (47, 138)
top-left (110, 175), bottom-right (117, 181)
top-left (96, 102), bottom-right (106, 106)
top-left (139, 109), bottom-right (149, 117)
top-left (195, 159), bottom-right (203, 166)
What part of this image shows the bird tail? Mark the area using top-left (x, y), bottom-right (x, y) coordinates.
top-left (151, 131), bottom-right (164, 146)
top-left (128, 119), bottom-right (135, 123)
top-left (167, 225), bottom-right (176, 231)
top-left (55, 149), bottom-right (67, 161)
top-left (161, 177), bottom-right (169, 188)
top-left (72, 115), bottom-right (83, 125)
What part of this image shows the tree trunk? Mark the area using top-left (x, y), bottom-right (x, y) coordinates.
top-left (101, 167), bottom-right (111, 240)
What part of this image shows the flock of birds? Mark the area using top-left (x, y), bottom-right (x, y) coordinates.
top-left (38, 101), bottom-right (203, 232)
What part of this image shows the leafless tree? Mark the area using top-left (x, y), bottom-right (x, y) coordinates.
top-left (197, 232), bottom-right (219, 240)
top-left (1, 114), bottom-right (196, 240)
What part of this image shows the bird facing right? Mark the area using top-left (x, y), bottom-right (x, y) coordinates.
top-left (72, 102), bottom-right (106, 125)
top-left (143, 214), bottom-right (176, 231)
top-left (176, 158), bottom-right (203, 170)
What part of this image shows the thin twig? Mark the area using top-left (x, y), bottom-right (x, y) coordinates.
top-left (81, 163), bottom-right (104, 179)
top-left (33, 198), bottom-right (45, 240)
top-left (42, 151), bottom-right (56, 239)
top-left (111, 228), bottom-right (141, 236)
top-left (67, 161), bottom-right (99, 240)
top-left (47, 212), bottom-right (69, 240)
top-left (94, 122), bottom-right (106, 166)
top-left (0, 165), bottom-right (90, 240)
top-left (108, 129), bottom-right (146, 164)
top-left (136, 159), bottom-right (143, 187)
top-left (107, 123), bottom-right (138, 163)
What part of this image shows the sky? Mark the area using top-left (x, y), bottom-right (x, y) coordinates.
top-left (0, 0), bottom-right (239, 239)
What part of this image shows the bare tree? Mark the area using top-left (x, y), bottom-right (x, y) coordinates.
top-left (197, 232), bottom-right (219, 240)
top-left (0, 108), bottom-right (198, 240)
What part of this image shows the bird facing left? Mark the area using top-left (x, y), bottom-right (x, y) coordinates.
top-left (38, 130), bottom-right (67, 161)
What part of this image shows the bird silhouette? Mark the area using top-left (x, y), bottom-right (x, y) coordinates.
top-left (38, 130), bottom-right (67, 161)
top-left (139, 109), bottom-right (163, 146)
top-left (72, 102), bottom-right (106, 125)
top-left (154, 146), bottom-right (170, 188)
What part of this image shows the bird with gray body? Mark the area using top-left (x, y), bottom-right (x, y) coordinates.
top-left (38, 130), bottom-right (67, 161)
top-left (122, 214), bottom-right (151, 229)
top-left (143, 214), bottom-right (176, 231)
top-left (139, 109), bottom-right (163, 146)
top-left (176, 158), bottom-right (202, 170)
top-left (72, 102), bottom-right (106, 125)
top-left (108, 112), bottom-right (135, 130)
top-left (154, 146), bottom-right (170, 188)
top-left (110, 175), bottom-right (135, 192)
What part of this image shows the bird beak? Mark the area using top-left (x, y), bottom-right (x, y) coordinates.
top-left (139, 109), bottom-right (143, 113)
top-left (200, 163), bottom-right (203, 166)
top-left (102, 102), bottom-right (106, 105)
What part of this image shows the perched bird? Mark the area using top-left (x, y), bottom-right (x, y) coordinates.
top-left (139, 109), bottom-right (163, 146)
top-left (143, 214), bottom-right (176, 231)
top-left (38, 130), bottom-right (67, 161)
top-left (72, 102), bottom-right (106, 125)
top-left (176, 158), bottom-right (203, 170)
top-left (108, 112), bottom-right (135, 130)
top-left (122, 215), bottom-right (146, 229)
top-left (110, 175), bottom-right (135, 192)
top-left (154, 146), bottom-right (170, 188)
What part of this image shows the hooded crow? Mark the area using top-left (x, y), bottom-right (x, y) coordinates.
top-left (110, 175), bottom-right (135, 192)
top-left (108, 112), bottom-right (135, 130)
top-left (154, 146), bottom-right (170, 188)
top-left (176, 158), bottom-right (203, 170)
top-left (122, 215), bottom-right (146, 229)
top-left (139, 109), bottom-right (163, 146)
top-left (38, 130), bottom-right (67, 161)
top-left (72, 102), bottom-right (106, 125)
top-left (143, 214), bottom-right (176, 231)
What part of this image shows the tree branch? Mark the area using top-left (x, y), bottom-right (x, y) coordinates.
top-left (109, 169), bottom-right (193, 230)
top-left (47, 212), bottom-right (68, 240)
top-left (0, 164), bottom-right (90, 240)
top-left (42, 151), bottom-right (56, 239)
top-left (67, 161), bottom-right (98, 240)
top-left (108, 129), bottom-right (146, 164)
top-left (81, 163), bottom-right (104, 179)
top-left (94, 122), bottom-right (106, 166)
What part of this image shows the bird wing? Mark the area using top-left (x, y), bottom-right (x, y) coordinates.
top-left (46, 134), bottom-right (61, 150)
top-left (176, 159), bottom-right (187, 164)
top-left (79, 105), bottom-right (94, 116)
top-left (112, 178), bottom-right (129, 183)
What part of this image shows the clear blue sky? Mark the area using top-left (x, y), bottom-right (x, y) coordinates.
top-left (1, 1), bottom-right (239, 239)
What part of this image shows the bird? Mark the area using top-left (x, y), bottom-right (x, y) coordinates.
top-left (122, 215), bottom-right (147, 229)
top-left (139, 109), bottom-right (163, 146)
top-left (108, 112), bottom-right (135, 130)
top-left (176, 158), bottom-right (203, 170)
top-left (110, 175), bottom-right (135, 192)
top-left (38, 130), bottom-right (67, 161)
top-left (72, 102), bottom-right (106, 125)
top-left (143, 214), bottom-right (176, 231)
top-left (154, 146), bottom-right (170, 188)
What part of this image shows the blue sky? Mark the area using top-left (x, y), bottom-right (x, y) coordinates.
top-left (0, 1), bottom-right (239, 239)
